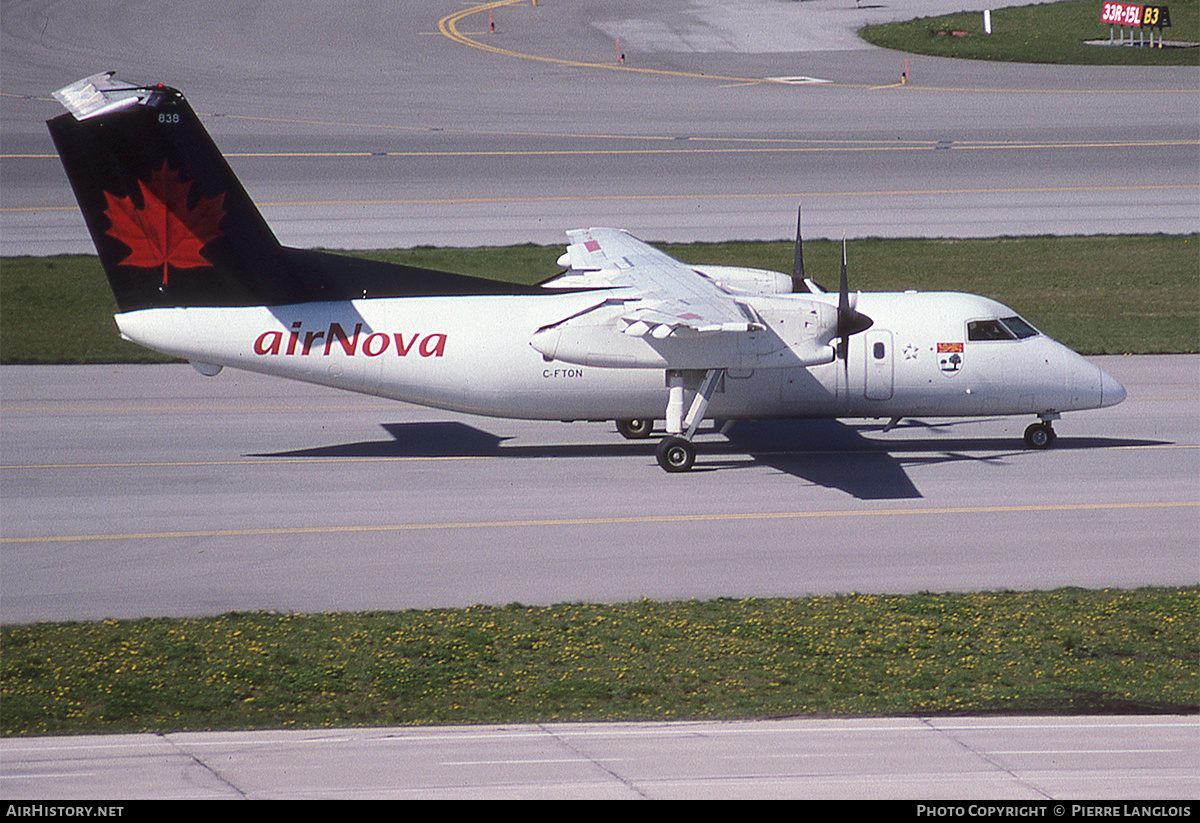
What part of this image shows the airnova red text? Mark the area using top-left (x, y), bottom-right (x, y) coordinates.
top-left (254, 322), bottom-right (447, 358)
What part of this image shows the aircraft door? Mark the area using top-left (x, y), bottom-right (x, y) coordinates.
top-left (864, 329), bottom-right (894, 401)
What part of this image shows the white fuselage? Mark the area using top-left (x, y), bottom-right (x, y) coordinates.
top-left (115, 289), bottom-right (1124, 422)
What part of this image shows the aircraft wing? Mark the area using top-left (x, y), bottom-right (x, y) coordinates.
top-left (557, 228), bottom-right (761, 338)
top-left (532, 228), bottom-right (838, 369)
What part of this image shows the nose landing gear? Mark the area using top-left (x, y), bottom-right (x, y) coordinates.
top-left (1024, 412), bottom-right (1061, 449)
top-left (616, 418), bottom-right (655, 439)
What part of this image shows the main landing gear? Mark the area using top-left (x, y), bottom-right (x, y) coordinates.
top-left (615, 418), bottom-right (698, 471)
top-left (615, 370), bottom-right (721, 472)
top-left (651, 368), bottom-right (723, 473)
top-left (1023, 412), bottom-right (1060, 449)
top-left (656, 435), bottom-right (696, 472)
top-left (615, 418), bottom-right (655, 439)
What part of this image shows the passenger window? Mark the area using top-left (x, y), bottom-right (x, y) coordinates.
top-left (967, 319), bottom-right (1014, 341)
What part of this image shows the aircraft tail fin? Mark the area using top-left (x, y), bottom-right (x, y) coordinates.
top-left (47, 73), bottom-right (542, 312)
top-left (47, 73), bottom-right (312, 312)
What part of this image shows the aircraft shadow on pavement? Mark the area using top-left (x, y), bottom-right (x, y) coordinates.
top-left (254, 421), bottom-right (650, 460)
top-left (715, 419), bottom-right (922, 499)
top-left (854, 417), bottom-right (1170, 454)
top-left (709, 418), bottom-right (1168, 498)
top-left (256, 419), bottom-right (922, 499)
top-left (254, 419), bottom-right (1168, 501)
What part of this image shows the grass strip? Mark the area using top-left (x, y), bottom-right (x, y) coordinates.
top-left (2, 587), bottom-right (1195, 736)
top-left (858, 0), bottom-right (1199, 65)
top-left (2, 234), bottom-right (1197, 363)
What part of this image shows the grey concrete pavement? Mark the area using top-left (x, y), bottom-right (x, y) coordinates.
top-left (3, 715), bottom-right (1196, 799)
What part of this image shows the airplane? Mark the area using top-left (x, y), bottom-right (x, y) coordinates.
top-left (46, 73), bottom-right (1125, 472)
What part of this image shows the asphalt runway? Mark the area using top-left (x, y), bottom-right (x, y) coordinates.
top-left (2, 0), bottom-right (1197, 800)
top-left (2, 356), bottom-right (1196, 623)
top-left (5, 1), bottom-right (1190, 620)
top-left (2, 0), bottom-right (1197, 252)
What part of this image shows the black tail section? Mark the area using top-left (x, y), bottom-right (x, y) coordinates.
top-left (47, 73), bottom-right (540, 312)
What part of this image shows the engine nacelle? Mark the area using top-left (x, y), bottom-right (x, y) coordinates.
top-left (691, 265), bottom-right (793, 295)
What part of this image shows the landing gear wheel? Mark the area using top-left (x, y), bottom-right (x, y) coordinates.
top-left (616, 419), bottom-right (654, 439)
top-left (656, 436), bottom-right (696, 472)
top-left (1024, 422), bottom-right (1056, 449)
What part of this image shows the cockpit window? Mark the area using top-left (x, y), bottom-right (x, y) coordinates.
top-left (967, 319), bottom-right (1014, 340)
top-left (1000, 315), bottom-right (1039, 339)
top-left (967, 316), bottom-right (1041, 341)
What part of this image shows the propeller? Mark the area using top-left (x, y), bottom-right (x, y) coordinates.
top-left (792, 203), bottom-right (806, 288)
top-left (792, 203), bottom-right (828, 295)
top-left (836, 238), bottom-right (873, 370)
top-left (790, 205), bottom-right (872, 370)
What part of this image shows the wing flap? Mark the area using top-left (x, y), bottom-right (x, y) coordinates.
top-left (532, 228), bottom-right (841, 370)
top-left (558, 228), bottom-right (761, 339)
top-left (620, 302), bottom-right (756, 337)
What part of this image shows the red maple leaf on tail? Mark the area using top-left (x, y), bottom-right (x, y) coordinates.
top-left (104, 161), bottom-right (226, 288)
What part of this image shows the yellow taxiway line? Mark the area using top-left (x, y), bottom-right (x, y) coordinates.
top-left (2, 500), bottom-right (1195, 544)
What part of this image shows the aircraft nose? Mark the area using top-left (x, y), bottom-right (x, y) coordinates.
top-left (1100, 367), bottom-right (1126, 408)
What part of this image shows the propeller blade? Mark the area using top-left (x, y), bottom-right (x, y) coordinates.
top-left (835, 238), bottom-right (873, 363)
top-left (838, 237), bottom-right (848, 312)
top-left (791, 203), bottom-right (805, 289)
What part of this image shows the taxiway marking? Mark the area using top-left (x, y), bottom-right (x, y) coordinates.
top-left (6, 184), bottom-right (1194, 214)
top-left (2, 500), bottom-right (1195, 544)
top-left (434, 0), bottom-right (1196, 97)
